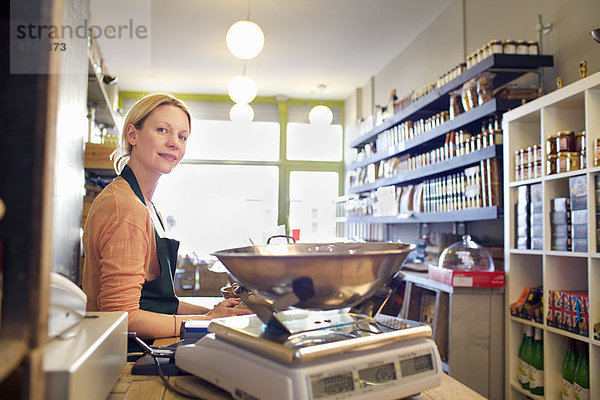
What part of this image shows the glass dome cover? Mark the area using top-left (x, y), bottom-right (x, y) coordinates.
top-left (438, 235), bottom-right (495, 271)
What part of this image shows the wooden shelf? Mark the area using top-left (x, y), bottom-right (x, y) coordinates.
top-left (503, 70), bottom-right (600, 399)
top-left (84, 143), bottom-right (116, 170)
top-left (349, 144), bottom-right (502, 193)
top-left (350, 54), bottom-right (553, 148)
top-left (347, 206), bottom-right (502, 224)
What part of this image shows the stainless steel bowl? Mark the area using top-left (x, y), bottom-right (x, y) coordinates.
top-left (212, 242), bottom-right (416, 310)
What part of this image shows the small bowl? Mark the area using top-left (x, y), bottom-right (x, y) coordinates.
top-left (591, 29), bottom-right (600, 44)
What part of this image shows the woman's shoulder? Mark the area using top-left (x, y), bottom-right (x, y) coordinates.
top-left (89, 177), bottom-right (149, 222)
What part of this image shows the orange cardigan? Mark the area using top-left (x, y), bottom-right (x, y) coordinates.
top-left (82, 176), bottom-right (181, 338)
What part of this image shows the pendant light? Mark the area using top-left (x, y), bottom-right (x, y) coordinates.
top-left (229, 103), bottom-right (254, 123)
top-left (226, 1), bottom-right (264, 60)
top-left (228, 64), bottom-right (257, 104)
top-left (309, 84), bottom-right (333, 125)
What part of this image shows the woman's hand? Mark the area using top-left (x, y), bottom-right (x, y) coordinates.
top-left (204, 298), bottom-right (253, 318)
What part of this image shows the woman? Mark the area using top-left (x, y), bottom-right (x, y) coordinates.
top-left (82, 93), bottom-right (250, 346)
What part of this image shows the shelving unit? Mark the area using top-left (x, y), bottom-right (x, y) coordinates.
top-left (503, 70), bottom-right (600, 399)
top-left (87, 51), bottom-right (122, 138)
top-left (346, 54), bottom-right (553, 229)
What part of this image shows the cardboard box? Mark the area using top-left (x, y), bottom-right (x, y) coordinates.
top-left (530, 183), bottom-right (542, 202)
top-left (551, 197), bottom-right (569, 212)
top-left (571, 209), bottom-right (588, 225)
top-left (551, 210), bottom-right (570, 224)
top-left (530, 201), bottom-right (543, 214)
top-left (569, 175), bottom-right (587, 210)
top-left (551, 223), bottom-right (571, 238)
top-left (427, 265), bottom-right (504, 287)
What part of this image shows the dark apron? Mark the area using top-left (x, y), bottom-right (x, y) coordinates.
top-left (120, 165), bottom-right (180, 357)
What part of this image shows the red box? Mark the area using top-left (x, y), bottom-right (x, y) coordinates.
top-left (427, 265), bottom-right (504, 287)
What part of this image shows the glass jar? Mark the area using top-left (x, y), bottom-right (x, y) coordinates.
top-left (519, 147), bottom-right (529, 166)
top-left (547, 154), bottom-right (557, 175)
top-left (522, 163), bottom-right (531, 180)
top-left (516, 40), bottom-right (529, 55)
top-left (489, 40), bottom-right (503, 54)
top-left (557, 152), bottom-right (568, 173)
top-left (515, 164), bottom-right (521, 181)
top-left (546, 134), bottom-right (558, 155)
top-left (595, 138), bottom-right (600, 167)
top-left (575, 130), bottom-right (586, 153)
top-left (567, 151), bottom-right (580, 171)
top-left (527, 40), bottom-right (539, 55)
top-left (580, 149), bottom-right (587, 169)
top-left (557, 130), bottom-right (575, 152)
top-left (531, 144), bottom-right (542, 164)
top-left (503, 40), bottom-right (517, 54)
top-left (515, 150), bottom-right (521, 169)
top-left (534, 161), bottom-right (543, 178)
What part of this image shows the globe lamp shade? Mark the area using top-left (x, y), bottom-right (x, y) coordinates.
top-left (309, 105), bottom-right (333, 125)
top-left (228, 75), bottom-right (257, 104)
top-left (226, 21), bottom-right (265, 60)
top-left (229, 103), bottom-right (254, 123)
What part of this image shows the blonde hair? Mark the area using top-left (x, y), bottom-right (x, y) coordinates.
top-left (111, 93), bottom-right (192, 173)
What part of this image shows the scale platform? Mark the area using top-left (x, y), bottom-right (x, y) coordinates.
top-left (176, 309), bottom-right (442, 399)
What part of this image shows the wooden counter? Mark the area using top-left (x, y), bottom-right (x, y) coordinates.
top-left (106, 363), bottom-right (486, 400)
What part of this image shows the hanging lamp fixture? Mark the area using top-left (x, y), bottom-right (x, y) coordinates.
top-left (226, 1), bottom-right (264, 60)
top-left (229, 103), bottom-right (255, 123)
top-left (309, 84), bottom-right (333, 125)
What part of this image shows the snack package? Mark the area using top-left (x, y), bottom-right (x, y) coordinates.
top-left (476, 72), bottom-right (496, 105)
top-left (449, 89), bottom-right (464, 119)
top-left (461, 77), bottom-right (478, 111)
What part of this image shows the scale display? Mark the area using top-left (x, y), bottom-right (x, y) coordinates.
top-left (309, 351), bottom-right (436, 399)
top-left (311, 372), bottom-right (355, 398)
top-left (400, 354), bottom-right (434, 377)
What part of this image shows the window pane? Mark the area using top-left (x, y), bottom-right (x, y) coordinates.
top-left (289, 171), bottom-right (338, 242)
top-left (286, 122), bottom-right (343, 161)
top-left (154, 164), bottom-right (279, 255)
top-left (185, 120), bottom-right (279, 161)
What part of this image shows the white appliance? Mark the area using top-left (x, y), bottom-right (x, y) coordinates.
top-left (48, 272), bottom-right (86, 337)
top-left (176, 310), bottom-right (442, 400)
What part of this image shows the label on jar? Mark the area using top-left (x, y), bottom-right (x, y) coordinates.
top-left (573, 383), bottom-right (590, 400)
top-left (563, 379), bottom-right (574, 399)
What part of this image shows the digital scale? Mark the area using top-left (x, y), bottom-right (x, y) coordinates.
top-left (175, 309), bottom-right (442, 400)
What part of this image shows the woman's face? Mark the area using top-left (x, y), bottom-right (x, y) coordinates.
top-left (127, 104), bottom-right (190, 176)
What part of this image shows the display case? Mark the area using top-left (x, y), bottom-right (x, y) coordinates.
top-left (503, 70), bottom-right (600, 399)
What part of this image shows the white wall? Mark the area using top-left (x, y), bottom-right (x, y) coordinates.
top-left (345, 0), bottom-right (600, 140)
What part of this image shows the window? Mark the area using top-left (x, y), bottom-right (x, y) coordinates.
top-left (154, 164), bottom-right (279, 255)
top-left (286, 122), bottom-right (343, 161)
top-left (289, 171), bottom-right (339, 242)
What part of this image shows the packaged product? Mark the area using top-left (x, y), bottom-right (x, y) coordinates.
top-left (449, 89), bottom-right (464, 119)
top-left (476, 72), bottom-right (496, 105)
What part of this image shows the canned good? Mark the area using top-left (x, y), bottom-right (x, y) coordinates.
top-left (557, 130), bottom-right (575, 152)
top-left (547, 154), bottom-right (557, 175)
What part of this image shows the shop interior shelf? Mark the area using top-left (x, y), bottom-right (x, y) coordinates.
top-left (350, 54), bottom-right (554, 148)
top-left (349, 144), bottom-right (502, 193)
top-left (87, 53), bottom-right (122, 135)
top-left (347, 206), bottom-right (502, 224)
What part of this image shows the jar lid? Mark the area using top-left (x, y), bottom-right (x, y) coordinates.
top-left (548, 134), bottom-right (558, 139)
top-left (558, 130), bottom-right (574, 135)
top-left (548, 154), bottom-right (558, 159)
top-left (576, 131), bottom-right (585, 137)
top-left (527, 40), bottom-right (538, 45)
top-left (504, 39), bottom-right (516, 44)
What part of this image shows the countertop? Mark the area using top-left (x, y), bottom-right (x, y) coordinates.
top-left (106, 297), bottom-right (486, 399)
top-left (107, 363), bottom-right (486, 400)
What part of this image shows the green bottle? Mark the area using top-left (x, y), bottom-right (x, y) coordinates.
top-left (528, 328), bottom-right (544, 395)
top-left (573, 342), bottom-right (590, 400)
top-left (518, 325), bottom-right (529, 389)
top-left (519, 325), bottom-right (534, 390)
top-left (562, 339), bottom-right (577, 399)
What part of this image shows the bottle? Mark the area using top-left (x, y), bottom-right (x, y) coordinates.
top-left (519, 325), bottom-right (533, 390)
top-left (573, 342), bottom-right (590, 400)
top-left (518, 325), bottom-right (529, 388)
top-left (529, 328), bottom-right (544, 395)
top-left (563, 339), bottom-right (577, 400)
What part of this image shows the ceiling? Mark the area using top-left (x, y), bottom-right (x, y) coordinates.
top-left (91, 0), bottom-right (453, 101)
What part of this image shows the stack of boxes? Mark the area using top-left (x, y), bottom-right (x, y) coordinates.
top-left (515, 183), bottom-right (542, 250)
top-left (530, 183), bottom-right (543, 250)
top-left (569, 175), bottom-right (587, 252)
top-left (515, 185), bottom-right (530, 249)
top-left (550, 197), bottom-right (571, 251)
